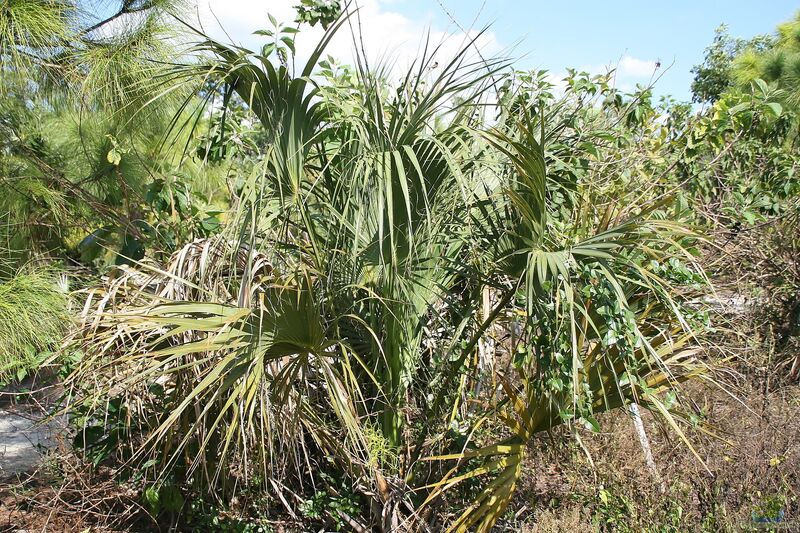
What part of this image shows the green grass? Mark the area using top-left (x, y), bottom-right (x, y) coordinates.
top-left (0, 268), bottom-right (68, 384)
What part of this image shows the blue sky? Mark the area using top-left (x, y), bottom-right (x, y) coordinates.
top-left (187, 1), bottom-right (798, 101)
top-left (390, 0), bottom-right (799, 100)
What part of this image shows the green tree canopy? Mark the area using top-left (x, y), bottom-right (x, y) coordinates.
top-left (690, 24), bottom-right (773, 103)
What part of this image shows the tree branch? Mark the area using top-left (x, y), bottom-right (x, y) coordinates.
top-left (79, 1), bottom-right (153, 37)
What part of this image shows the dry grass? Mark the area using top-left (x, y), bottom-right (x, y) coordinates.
top-left (501, 379), bottom-right (800, 531)
top-left (0, 452), bottom-right (154, 532)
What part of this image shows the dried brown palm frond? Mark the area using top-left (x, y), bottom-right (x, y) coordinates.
top-left (76, 236), bottom-right (273, 353)
top-left (67, 236), bottom-right (375, 511)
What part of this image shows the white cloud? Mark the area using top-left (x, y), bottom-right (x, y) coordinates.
top-left (188, 0), bottom-right (501, 77)
top-left (617, 55), bottom-right (657, 78)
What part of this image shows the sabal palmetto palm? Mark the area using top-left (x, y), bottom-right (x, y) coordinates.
top-left (70, 11), bottom-right (712, 531)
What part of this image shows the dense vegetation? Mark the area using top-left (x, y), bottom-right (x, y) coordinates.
top-left (1, 1), bottom-right (798, 531)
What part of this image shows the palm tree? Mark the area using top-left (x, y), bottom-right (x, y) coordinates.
top-left (69, 11), bottom-right (712, 530)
